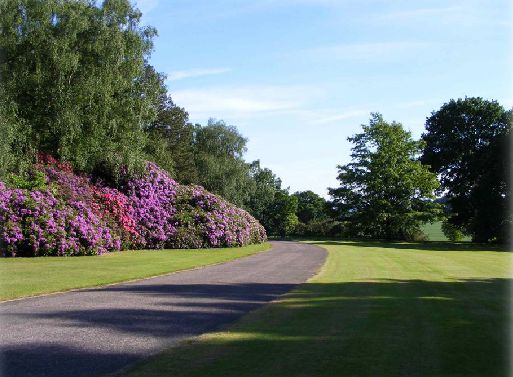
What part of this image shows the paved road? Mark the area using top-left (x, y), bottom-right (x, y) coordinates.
top-left (0, 241), bottom-right (326, 377)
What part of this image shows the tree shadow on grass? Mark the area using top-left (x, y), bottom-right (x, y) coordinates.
top-left (122, 278), bottom-right (512, 377)
top-left (312, 239), bottom-right (511, 252)
top-left (2, 279), bottom-right (511, 377)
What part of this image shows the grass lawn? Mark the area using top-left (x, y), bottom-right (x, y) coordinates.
top-left (421, 221), bottom-right (471, 242)
top-left (121, 241), bottom-right (512, 377)
top-left (421, 221), bottom-right (449, 241)
top-left (0, 243), bottom-right (270, 301)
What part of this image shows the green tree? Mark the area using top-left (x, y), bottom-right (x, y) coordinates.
top-left (245, 160), bottom-right (282, 227)
top-left (0, 88), bottom-right (33, 179)
top-left (293, 190), bottom-right (328, 224)
top-left (0, 0), bottom-right (164, 178)
top-left (421, 97), bottom-right (512, 243)
top-left (293, 190), bottom-right (339, 237)
top-left (147, 92), bottom-right (198, 183)
top-left (194, 119), bottom-right (254, 206)
top-left (329, 113), bottom-right (441, 240)
top-left (264, 190), bottom-right (299, 237)
top-left (441, 221), bottom-right (465, 242)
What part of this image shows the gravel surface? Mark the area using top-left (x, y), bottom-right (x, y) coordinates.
top-left (0, 241), bottom-right (326, 377)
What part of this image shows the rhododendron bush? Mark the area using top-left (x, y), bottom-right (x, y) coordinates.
top-left (0, 159), bottom-right (266, 256)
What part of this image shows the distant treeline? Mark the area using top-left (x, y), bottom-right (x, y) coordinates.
top-left (0, 0), bottom-right (510, 243)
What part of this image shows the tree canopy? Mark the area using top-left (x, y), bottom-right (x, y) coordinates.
top-left (421, 97), bottom-right (512, 243)
top-left (262, 190), bottom-right (299, 237)
top-left (245, 160), bottom-right (282, 222)
top-left (293, 190), bottom-right (328, 224)
top-left (330, 113), bottom-right (441, 240)
top-left (193, 119), bottom-right (254, 207)
top-left (0, 0), bottom-right (164, 178)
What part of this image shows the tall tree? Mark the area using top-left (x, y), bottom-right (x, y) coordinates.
top-left (245, 160), bottom-right (282, 226)
top-left (0, 0), bottom-right (164, 178)
top-left (421, 97), bottom-right (512, 243)
top-left (263, 190), bottom-right (299, 237)
top-left (330, 113), bottom-right (441, 240)
top-left (147, 91), bottom-right (198, 183)
top-left (194, 119), bottom-right (254, 206)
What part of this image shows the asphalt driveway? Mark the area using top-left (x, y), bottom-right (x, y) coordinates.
top-left (0, 241), bottom-right (326, 377)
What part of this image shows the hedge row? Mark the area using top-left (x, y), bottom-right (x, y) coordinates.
top-left (0, 158), bottom-right (266, 256)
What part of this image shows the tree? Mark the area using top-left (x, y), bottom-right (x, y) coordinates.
top-left (329, 113), bottom-right (441, 240)
top-left (245, 160), bottom-right (282, 223)
top-left (292, 190), bottom-right (340, 237)
top-left (0, 0), bottom-right (164, 178)
top-left (263, 190), bottom-right (299, 237)
top-left (421, 97), bottom-right (512, 243)
top-left (293, 190), bottom-right (328, 224)
top-left (147, 92), bottom-right (198, 183)
top-left (193, 119), bottom-right (254, 206)
top-left (0, 88), bottom-right (33, 179)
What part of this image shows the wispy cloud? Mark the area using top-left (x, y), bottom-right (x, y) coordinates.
top-left (168, 68), bottom-right (231, 81)
top-left (311, 110), bottom-right (368, 125)
top-left (171, 85), bottom-right (323, 120)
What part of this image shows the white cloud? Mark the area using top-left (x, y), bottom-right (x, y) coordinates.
top-left (171, 85), bottom-right (322, 120)
top-left (168, 68), bottom-right (231, 81)
top-left (311, 110), bottom-right (368, 125)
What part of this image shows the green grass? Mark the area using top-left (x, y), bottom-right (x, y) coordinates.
top-left (121, 241), bottom-right (512, 377)
top-left (421, 221), bottom-right (471, 242)
top-left (421, 221), bottom-right (449, 241)
top-left (0, 243), bottom-right (270, 301)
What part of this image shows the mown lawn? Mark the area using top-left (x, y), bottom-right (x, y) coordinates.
top-left (421, 221), bottom-right (449, 241)
top-left (0, 243), bottom-right (270, 301)
top-left (121, 241), bottom-right (511, 377)
top-left (421, 221), bottom-right (471, 242)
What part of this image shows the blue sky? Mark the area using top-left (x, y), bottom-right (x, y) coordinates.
top-left (136, 0), bottom-right (512, 198)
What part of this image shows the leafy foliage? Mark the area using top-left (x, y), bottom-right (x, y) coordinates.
top-left (441, 221), bottom-right (465, 242)
top-left (262, 190), bottom-right (299, 237)
top-left (422, 97), bottom-right (512, 243)
top-left (245, 160), bottom-right (281, 223)
top-left (0, 0), bottom-right (164, 179)
top-left (293, 190), bottom-right (329, 224)
top-left (0, 89), bottom-right (33, 178)
top-left (330, 113), bottom-right (441, 240)
top-left (194, 119), bottom-right (254, 207)
top-left (148, 93), bottom-right (198, 184)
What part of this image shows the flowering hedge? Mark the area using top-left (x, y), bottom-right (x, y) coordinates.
top-left (172, 185), bottom-right (267, 249)
top-left (0, 159), bottom-right (266, 256)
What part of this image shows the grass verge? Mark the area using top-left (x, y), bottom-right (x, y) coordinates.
top-left (0, 242), bottom-right (270, 301)
top-left (120, 240), bottom-right (511, 377)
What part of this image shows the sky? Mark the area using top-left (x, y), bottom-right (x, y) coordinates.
top-left (135, 0), bottom-right (512, 198)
